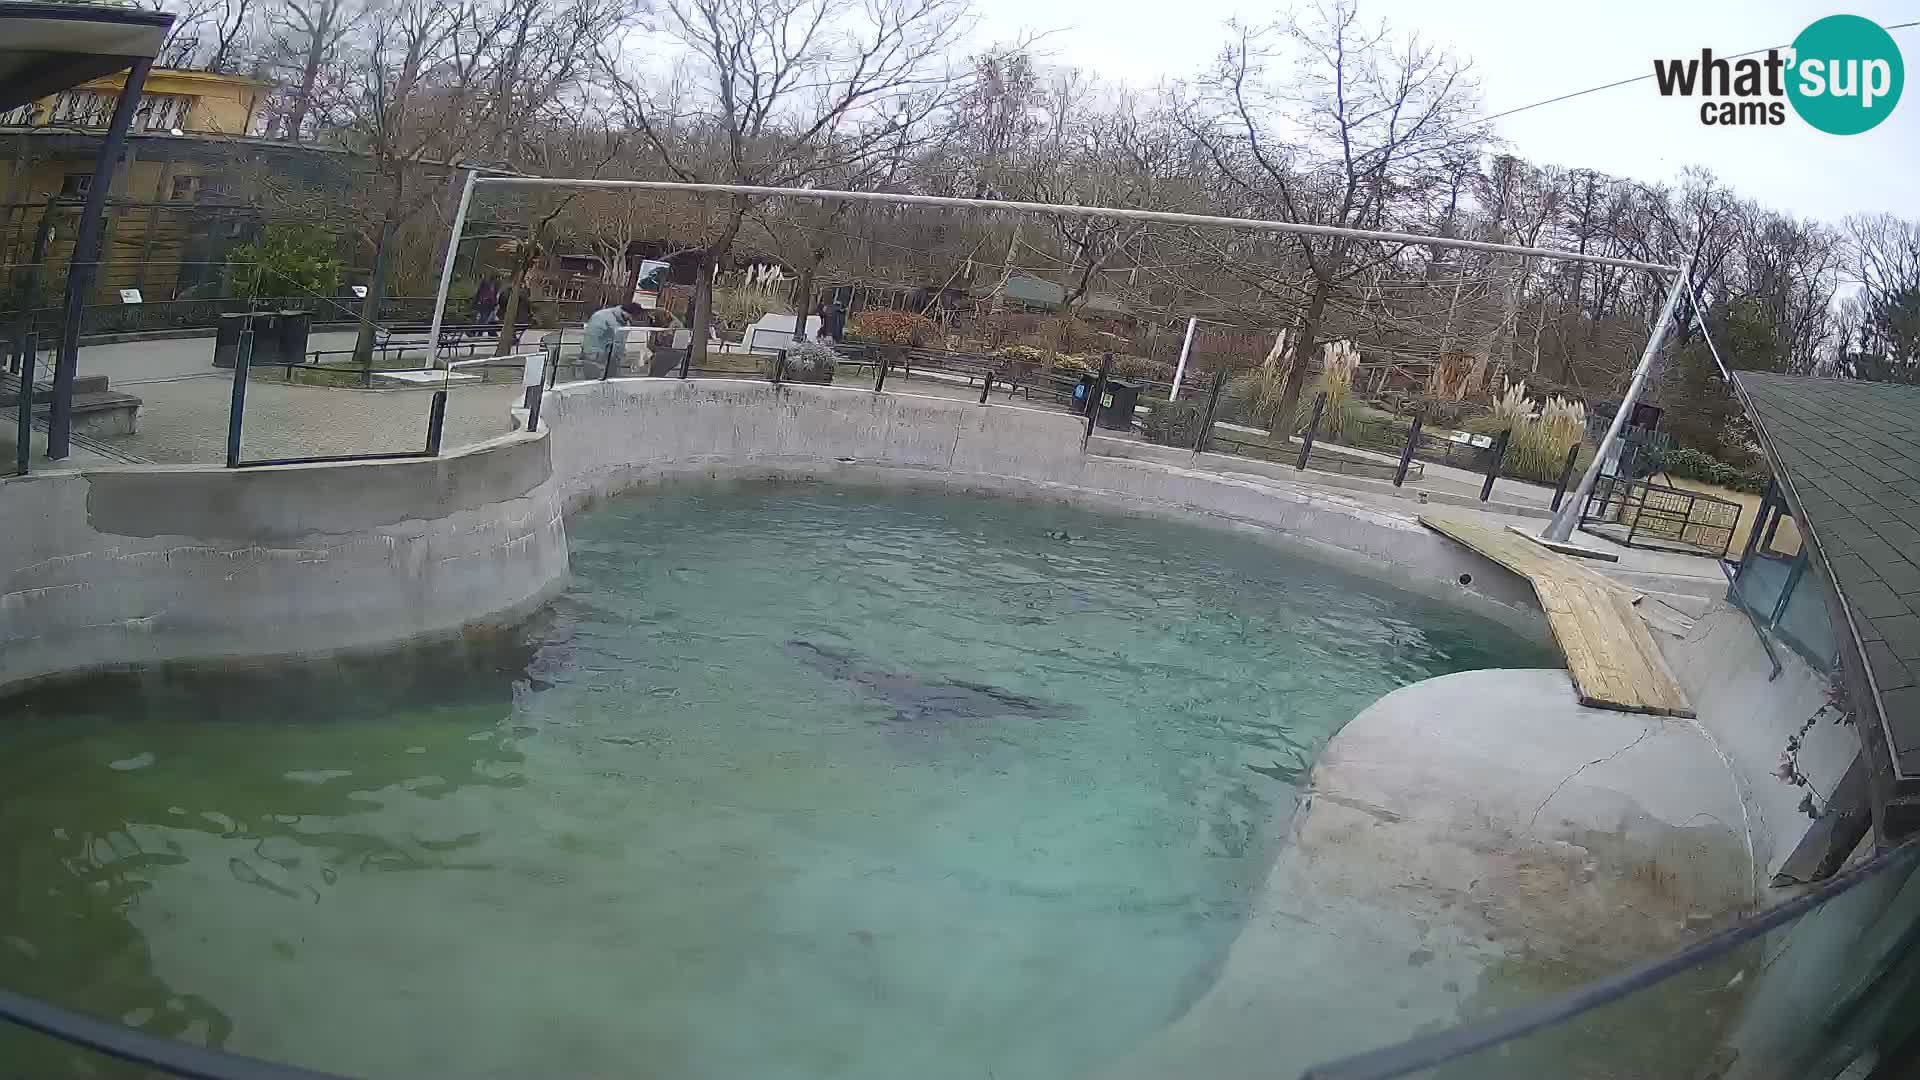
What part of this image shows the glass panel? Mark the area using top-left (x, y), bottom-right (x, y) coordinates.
top-left (1733, 552), bottom-right (1793, 625)
top-left (1776, 560), bottom-right (1839, 669)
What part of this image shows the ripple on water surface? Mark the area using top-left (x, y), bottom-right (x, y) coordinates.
top-left (0, 485), bottom-right (1552, 1078)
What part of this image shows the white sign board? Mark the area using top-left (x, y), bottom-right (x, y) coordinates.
top-left (351, 285), bottom-right (369, 299)
top-left (632, 259), bottom-right (671, 304)
top-left (118, 288), bottom-right (142, 304)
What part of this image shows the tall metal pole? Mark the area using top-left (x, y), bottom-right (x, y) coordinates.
top-left (1541, 266), bottom-right (1691, 543)
top-left (425, 169), bottom-right (478, 370)
top-left (1169, 316), bottom-right (1197, 401)
top-left (471, 177), bottom-right (1679, 274)
top-left (49, 58), bottom-right (150, 460)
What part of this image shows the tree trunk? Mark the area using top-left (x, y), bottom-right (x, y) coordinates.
top-left (287, 32), bottom-right (327, 142)
top-left (1275, 277), bottom-right (1330, 435)
top-left (790, 264), bottom-right (815, 342)
top-left (689, 261), bottom-right (717, 364)
top-left (495, 250), bottom-right (534, 356)
top-left (688, 201), bottom-right (746, 365)
top-left (353, 216), bottom-right (395, 377)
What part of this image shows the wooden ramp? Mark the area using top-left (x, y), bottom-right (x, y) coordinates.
top-left (1420, 514), bottom-right (1695, 718)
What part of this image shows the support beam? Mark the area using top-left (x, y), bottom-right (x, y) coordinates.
top-left (48, 57), bottom-right (149, 460)
top-left (1542, 265), bottom-right (1691, 543)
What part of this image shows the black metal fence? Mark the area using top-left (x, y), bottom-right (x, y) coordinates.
top-left (1580, 474), bottom-right (1743, 559)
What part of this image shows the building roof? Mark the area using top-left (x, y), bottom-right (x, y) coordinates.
top-left (1736, 372), bottom-right (1920, 837)
top-left (0, 1), bottom-right (171, 112)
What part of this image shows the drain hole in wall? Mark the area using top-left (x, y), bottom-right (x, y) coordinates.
top-left (1457, 573), bottom-right (1473, 586)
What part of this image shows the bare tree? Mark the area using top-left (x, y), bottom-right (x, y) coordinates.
top-left (1180, 0), bottom-right (1484, 429)
top-left (147, 0), bottom-right (258, 71)
top-left (1844, 213), bottom-right (1920, 378)
top-left (602, 0), bottom-right (971, 362)
top-left (318, 0), bottom-right (634, 366)
top-left (260, 0), bottom-right (361, 140)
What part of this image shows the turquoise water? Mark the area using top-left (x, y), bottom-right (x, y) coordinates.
top-left (0, 486), bottom-right (1551, 1079)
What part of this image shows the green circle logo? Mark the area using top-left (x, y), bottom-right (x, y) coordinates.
top-left (1787, 15), bottom-right (1904, 134)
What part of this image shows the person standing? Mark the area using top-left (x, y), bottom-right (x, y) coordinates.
top-left (472, 275), bottom-right (501, 326)
top-left (580, 302), bottom-right (648, 377)
top-left (817, 297), bottom-right (847, 343)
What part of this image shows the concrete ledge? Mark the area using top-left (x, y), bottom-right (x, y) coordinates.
top-left (0, 431), bottom-right (569, 695)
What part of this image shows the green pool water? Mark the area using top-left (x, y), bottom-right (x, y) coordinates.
top-left (0, 486), bottom-right (1551, 1079)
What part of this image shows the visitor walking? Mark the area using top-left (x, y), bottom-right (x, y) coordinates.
top-left (472, 275), bottom-right (501, 326)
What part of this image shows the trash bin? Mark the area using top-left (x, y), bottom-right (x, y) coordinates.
top-left (1097, 379), bottom-right (1143, 430)
top-left (241, 311), bottom-right (282, 365)
top-left (1072, 373), bottom-right (1098, 415)
top-left (212, 312), bottom-right (247, 368)
top-left (275, 310), bottom-right (312, 366)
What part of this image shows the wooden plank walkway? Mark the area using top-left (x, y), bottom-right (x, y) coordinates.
top-left (1420, 514), bottom-right (1695, 718)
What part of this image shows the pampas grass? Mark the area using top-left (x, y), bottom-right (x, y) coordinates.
top-left (1471, 382), bottom-right (1589, 482)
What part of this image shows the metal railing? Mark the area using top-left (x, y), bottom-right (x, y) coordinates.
top-left (1581, 473), bottom-right (1744, 559)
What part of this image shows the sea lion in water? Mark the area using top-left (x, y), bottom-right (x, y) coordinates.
top-left (783, 640), bottom-right (1073, 724)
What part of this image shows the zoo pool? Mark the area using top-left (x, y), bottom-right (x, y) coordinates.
top-left (0, 486), bottom-right (1553, 1079)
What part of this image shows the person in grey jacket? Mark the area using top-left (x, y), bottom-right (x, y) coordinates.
top-left (580, 302), bottom-right (649, 375)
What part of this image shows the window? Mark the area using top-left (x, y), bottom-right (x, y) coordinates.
top-left (59, 173), bottom-right (92, 198)
top-left (169, 174), bottom-right (202, 201)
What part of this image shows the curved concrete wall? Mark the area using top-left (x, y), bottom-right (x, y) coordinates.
top-left (0, 433), bottom-right (568, 694)
top-left (1, 375), bottom-right (1550, 694)
top-left (539, 378), bottom-right (1551, 641)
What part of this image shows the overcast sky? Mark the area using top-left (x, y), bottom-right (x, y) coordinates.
top-left (967, 0), bottom-right (1918, 224)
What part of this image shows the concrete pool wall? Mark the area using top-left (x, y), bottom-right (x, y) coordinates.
top-left (0, 433), bottom-right (567, 693)
top-left (539, 378), bottom-right (1551, 639)
top-left (1, 376), bottom-right (1546, 694)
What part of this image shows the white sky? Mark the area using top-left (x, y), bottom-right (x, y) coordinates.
top-left (966, 0), bottom-right (1920, 223)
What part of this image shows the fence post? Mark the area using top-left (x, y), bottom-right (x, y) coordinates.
top-left (1295, 391), bottom-right (1328, 471)
top-left (1393, 410), bottom-right (1423, 487)
top-left (425, 389), bottom-right (448, 455)
top-left (873, 352), bottom-right (889, 393)
top-left (1082, 351), bottom-right (1114, 449)
top-left (225, 330), bottom-right (253, 468)
top-left (1549, 443), bottom-right (1582, 511)
top-left (522, 346), bottom-right (547, 434)
top-left (1193, 368), bottom-right (1227, 455)
top-left (771, 349), bottom-right (787, 385)
top-left (14, 332), bottom-right (35, 475)
top-left (1480, 428), bottom-right (1512, 502)
top-left (978, 370), bottom-right (994, 404)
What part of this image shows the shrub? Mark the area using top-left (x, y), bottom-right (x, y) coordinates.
top-left (781, 339), bottom-right (843, 382)
top-left (1303, 340), bottom-right (1360, 440)
top-left (849, 309), bottom-right (936, 346)
top-left (1051, 353), bottom-right (1098, 375)
top-left (995, 344), bottom-right (1049, 365)
top-left (1658, 445), bottom-right (1771, 493)
top-left (1142, 398), bottom-right (1208, 447)
top-left (710, 285), bottom-right (789, 328)
top-left (1467, 383), bottom-right (1588, 484)
top-left (1108, 354), bottom-right (1172, 381)
top-left (227, 224), bottom-right (343, 303)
